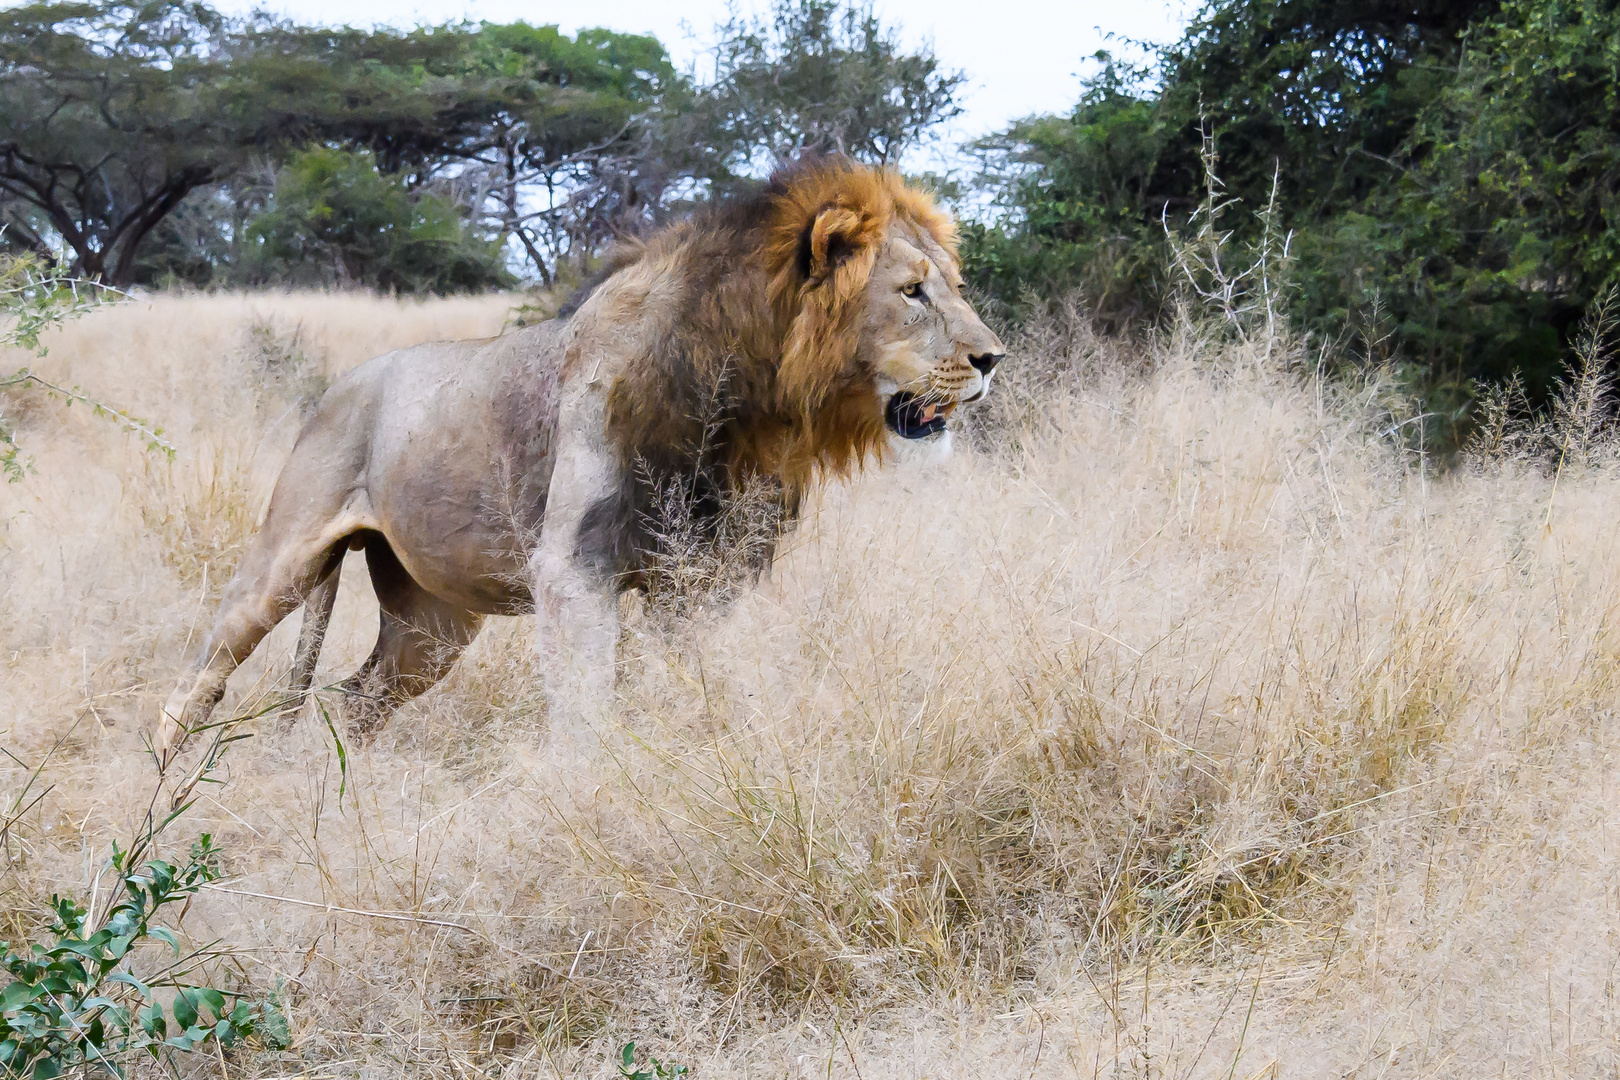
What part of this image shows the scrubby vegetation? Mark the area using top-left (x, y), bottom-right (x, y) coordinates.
top-left (965, 0), bottom-right (1620, 444)
top-left (10, 0), bottom-right (1620, 1075)
top-left (3, 279), bottom-right (1620, 1075)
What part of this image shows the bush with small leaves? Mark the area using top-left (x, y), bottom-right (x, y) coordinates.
top-left (0, 835), bottom-right (288, 1079)
top-left (0, 248), bottom-right (172, 481)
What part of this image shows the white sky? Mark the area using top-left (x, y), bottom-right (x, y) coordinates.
top-left (213, 0), bottom-right (1202, 142)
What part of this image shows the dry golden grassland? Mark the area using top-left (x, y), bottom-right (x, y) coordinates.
top-left (4, 291), bottom-right (1620, 1078)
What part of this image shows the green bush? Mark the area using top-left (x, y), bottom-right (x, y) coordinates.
top-left (0, 836), bottom-right (288, 1079)
top-left (964, 0), bottom-right (1620, 435)
top-left (963, 58), bottom-right (1187, 327)
top-left (246, 147), bottom-right (512, 294)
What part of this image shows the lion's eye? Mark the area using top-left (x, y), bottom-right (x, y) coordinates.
top-left (901, 282), bottom-right (926, 301)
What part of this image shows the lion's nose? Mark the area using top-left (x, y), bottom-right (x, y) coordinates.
top-left (970, 352), bottom-right (1003, 375)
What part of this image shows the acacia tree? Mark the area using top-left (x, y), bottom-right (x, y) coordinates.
top-left (695, 0), bottom-right (966, 170)
top-left (450, 23), bottom-right (674, 284)
top-left (0, 1), bottom-right (246, 283)
top-left (0, 3), bottom-right (677, 286)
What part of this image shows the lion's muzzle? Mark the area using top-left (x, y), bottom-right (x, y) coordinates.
top-left (884, 350), bottom-right (1003, 438)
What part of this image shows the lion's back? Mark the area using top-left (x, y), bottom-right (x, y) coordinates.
top-left (298, 320), bottom-right (566, 455)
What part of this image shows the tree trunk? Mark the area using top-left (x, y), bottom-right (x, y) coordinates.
top-left (106, 170), bottom-right (211, 286)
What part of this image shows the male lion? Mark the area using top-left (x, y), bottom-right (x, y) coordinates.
top-left (154, 156), bottom-right (1004, 757)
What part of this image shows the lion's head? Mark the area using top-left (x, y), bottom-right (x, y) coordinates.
top-left (862, 215), bottom-right (1005, 441)
top-left (764, 158), bottom-right (1005, 455)
top-left (585, 156), bottom-right (1005, 588)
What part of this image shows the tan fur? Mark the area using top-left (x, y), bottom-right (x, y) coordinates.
top-left (154, 156), bottom-right (1004, 758)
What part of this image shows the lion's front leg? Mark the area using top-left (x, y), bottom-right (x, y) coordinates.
top-left (532, 378), bottom-right (621, 754)
top-left (532, 545), bottom-right (618, 753)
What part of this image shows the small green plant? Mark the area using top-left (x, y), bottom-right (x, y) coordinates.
top-left (0, 249), bottom-right (103, 356)
top-left (0, 835), bottom-right (288, 1078)
top-left (617, 1041), bottom-right (689, 1079)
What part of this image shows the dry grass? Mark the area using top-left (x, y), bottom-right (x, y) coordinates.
top-left (4, 289), bottom-right (1620, 1077)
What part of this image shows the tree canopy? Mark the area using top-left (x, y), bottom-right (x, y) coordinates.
top-left (963, 0), bottom-right (1620, 430)
top-left (0, 1), bottom-right (249, 282)
top-left (0, 0), bottom-right (963, 289)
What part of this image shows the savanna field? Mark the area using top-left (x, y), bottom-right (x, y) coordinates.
top-left (5, 291), bottom-right (1620, 1078)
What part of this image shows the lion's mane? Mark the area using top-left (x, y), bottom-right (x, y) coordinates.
top-left (571, 155), bottom-right (957, 590)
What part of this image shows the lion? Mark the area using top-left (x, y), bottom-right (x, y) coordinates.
top-left (154, 155), bottom-right (1005, 758)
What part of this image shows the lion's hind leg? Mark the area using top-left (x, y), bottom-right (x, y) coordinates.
top-left (285, 550), bottom-right (344, 718)
top-left (334, 532), bottom-right (484, 735)
top-left (155, 525), bottom-right (354, 763)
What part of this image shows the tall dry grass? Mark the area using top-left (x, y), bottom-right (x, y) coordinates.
top-left (3, 289), bottom-right (1620, 1077)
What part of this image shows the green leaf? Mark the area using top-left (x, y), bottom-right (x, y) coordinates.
top-left (139, 999), bottom-right (166, 1037)
top-left (193, 986), bottom-right (226, 1020)
top-left (49, 939), bottom-right (99, 959)
top-left (147, 928), bottom-right (180, 955)
top-left (171, 991), bottom-right (197, 1030)
top-left (0, 981), bottom-right (40, 1010)
top-left (106, 971), bottom-right (151, 998)
top-left (80, 994), bottom-right (123, 1015)
top-left (165, 1024), bottom-right (211, 1050)
top-left (318, 700), bottom-right (349, 805)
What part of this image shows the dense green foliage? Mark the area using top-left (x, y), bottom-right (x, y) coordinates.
top-left (1377, 0), bottom-right (1620, 386)
top-left (963, 62), bottom-right (1187, 328)
top-left (244, 148), bottom-right (510, 293)
top-left (966, 0), bottom-right (1620, 418)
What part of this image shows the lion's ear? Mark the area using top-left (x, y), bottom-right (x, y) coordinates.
top-left (802, 206), bottom-right (866, 283)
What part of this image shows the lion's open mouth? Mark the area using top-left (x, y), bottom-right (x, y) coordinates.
top-left (885, 392), bottom-right (955, 439)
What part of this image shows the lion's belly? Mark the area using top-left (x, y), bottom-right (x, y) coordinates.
top-left (377, 508), bottom-right (537, 615)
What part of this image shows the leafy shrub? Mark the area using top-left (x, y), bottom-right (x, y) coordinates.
top-left (246, 148), bottom-right (512, 295)
top-left (963, 56), bottom-right (1188, 328)
top-left (964, 0), bottom-right (1620, 438)
top-left (0, 836), bottom-right (288, 1079)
